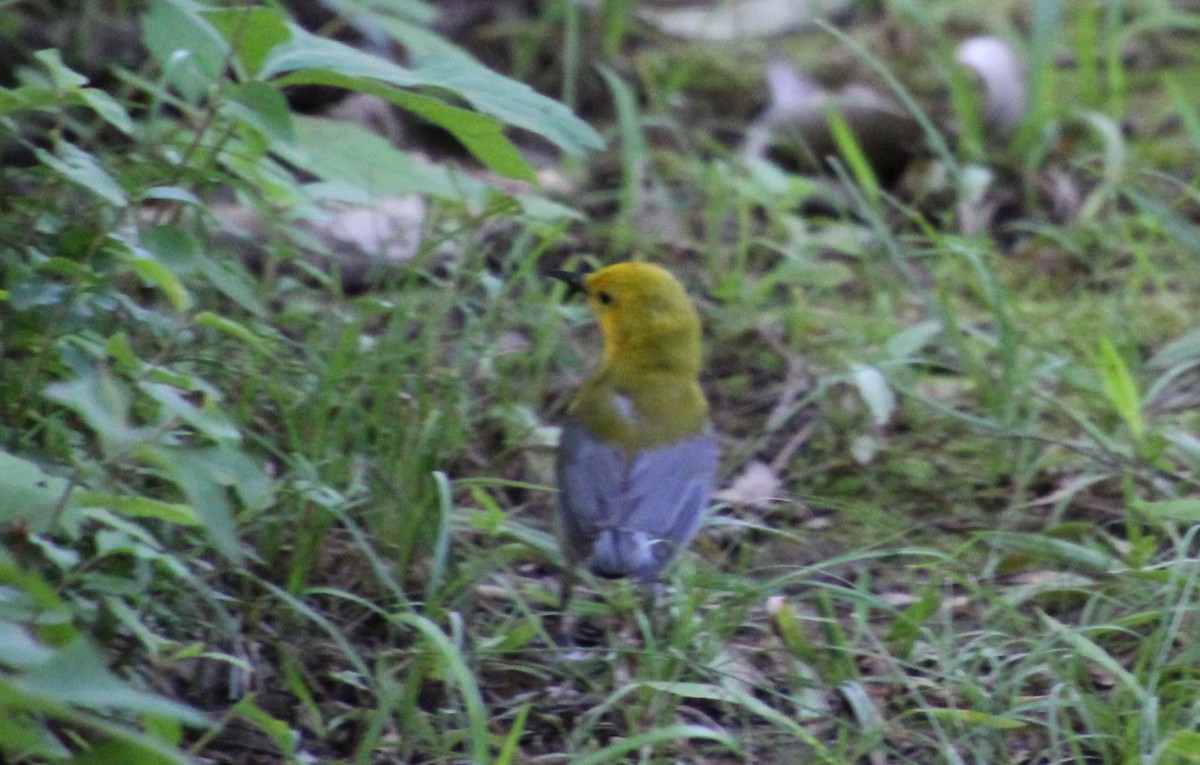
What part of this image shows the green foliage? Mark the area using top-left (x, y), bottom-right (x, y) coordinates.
top-left (2, 0), bottom-right (1200, 762)
top-left (0, 0), bottom-right (597, 759)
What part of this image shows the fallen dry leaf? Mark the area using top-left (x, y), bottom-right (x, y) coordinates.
top-left (715, 460), bottom-right (783, 508)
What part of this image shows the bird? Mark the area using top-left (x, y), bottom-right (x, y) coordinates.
top-left (551, 261), bottom-right (719, 610)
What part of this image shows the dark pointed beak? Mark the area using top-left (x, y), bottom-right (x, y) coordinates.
top-left (550, 263), bottom-right (593, 299)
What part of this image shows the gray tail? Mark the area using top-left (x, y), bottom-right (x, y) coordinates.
top-left (588, 529), bottom-right (655, 581)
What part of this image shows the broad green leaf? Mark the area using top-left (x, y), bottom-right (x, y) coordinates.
top-left (382, 21), bottom-right (604, 155)
top-left (10, 639), bottom-right (206, 725)
top-left (1161, 730), bottom-right (1200, 763)
top-left (850, 364), bottom-right (896, 426)
top-left (140, 225), bottom-right (202, 277)
top-left (0, 713), bottom-right (65, 757)
top-left (196, 311), bottom-right (266, 351)
top-left (321, 0), bottom-right (437, 26)
top-left (140, 186), bottom-right (203, 206)
top-left (44, 369), bottom-right (138, 457)
top-left (0, 85), bottom-right (61, 116)
top-left (36, 44), bottom-right (136, 136)
top-left (141, 0), bottom-right (231, 101)
top-left (125, 253), bottom-right (193, 312)
top-left (1148, 327), bottom-right (1200, 369)
top-left (0, 562), bottom-right (73, 620)
top-left (226, 81), bottom-right (295, 147)
top-left (288, 116), bottom-right (490, 206)
top-left (0, 450), bottom-right (75, 531)
top-left (1094, 337), bottom-right (1143, 442)
top-left (204, 6), bottom-right (291, 77)
top-left (33, 49), bottom-right (88, 89)
top-left (137, 445), bottom-right (242, 562)
top-left (197, 257), bottom-right (267, 317)
top-left (78, 89), bottom-right (134, 135)
top-left (259, 25), bottom-right (422, 84)
top-left (275, 70), bottom-right (535, 181)
top-left (73, 492), bottom-right (200, 526)
top-left (1133, 499), bottom-right (1200, 522)
top-left (0, 621), bottom-right (55, 668)
top-left (887, 320), bottom-right (943, 359)
top-left (34, 142), bottom-right (127, 206)
top-left (138, 381), bottom-right (241, 443)
top-left (70, 734), bottom-right (183, 765)
top-left (265, 16), bottom-right (602, 156)
top-left (230, 695), bottom-right (295, 754)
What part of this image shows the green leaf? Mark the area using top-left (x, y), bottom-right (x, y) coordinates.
top-left (78, 89), bottom-right (135, 135)
top-left (1161, 730), bottom-right (1200, 763)
top-left (985, 531), bottom-right (1123, 575)
top-left (1133, 499), bottom-right (1200, 522)
top-left (140, 186), bottom-right (203, 206)
top-left (643, 681), bottom-right (812, 743)
top-left (850, 364), bottom-right (896, 426)
top-left (572, 723), bottom-right (740, 765)
top-left (136, 446), bottom-right (240, 561)
top-left (231, 695), bottom-right (296, 754)
top-left (141, 0), bottom-right (230, 101)
top-left (125, 252), bottom-right (193, 312)
top-left (73, 492), bottom-right (200, 526)
top-left (388, 21), bottom-right (605, 156)
top-left (0, 621), bottom-right (55, 668)
top-left (288, 115), bottom-right (489, 205)
top-left (196, 311), bottom-right (266, 351)
top-left (276, 70), bottom-right (535, 181)
top-left (390, 613), bottom-right (489, 764)
top-left (886, 320), bottom-right (943, 359)
top-left (320, 0), bottom-right (437, 26)
top-left (33, 49), bottom-right (88, 89)
top-left (259, 25), bottom-right (421, 84)
top-left (136, 444), bottom-right (272, 560)
top-left (1039, 612), bottom-right (1145, 702)
top-left (226, 81), bottom-right (295, 147)
top-left (1148, 327), bottom-right (1200, 369)
top-left (0, 85), bottom-right (58, 116)
top-left (197, 257), bottom-right (267, 317)
top-left (827, 103), bottom-right (880, 207)
top-left (34, 142), bottom-right (127, 206)
top-left (264, 18), bottom-right (602, 156)
top-left (203, 6), bottom-right (292, 77)
top-left (10, 639), bottom-right (206, 725)
top-left (138, 381), bottom-right (241, 443)
top-left (1094, 337), bottom-right (1143, 442)
top-left (44, 369), bottom-right (138, 457)
top-left (0, 451), bottom-right (75, 531)
top-left (926, 708), bottom-right (1027, 729)
top-left (885, 584), bottom-right (940, 658)
top-left (0, 712), bottom-right (66, 758)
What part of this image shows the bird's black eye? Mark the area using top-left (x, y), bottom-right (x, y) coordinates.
top-left (597, 291), bottom-right (613, 306)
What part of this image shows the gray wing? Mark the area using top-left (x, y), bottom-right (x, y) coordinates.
top-left (555, 421), bottom-right (625, 567)
top-left (556, 421), bottom-right (719, 581)
top-left (624, 431), bottom-right (719, 579)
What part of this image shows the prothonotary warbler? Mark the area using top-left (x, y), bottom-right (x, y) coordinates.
top-left (552, 262), bottom-right (719, 601)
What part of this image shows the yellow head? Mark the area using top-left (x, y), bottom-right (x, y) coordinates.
top-left (563, 262), bottom-right (703, 377)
